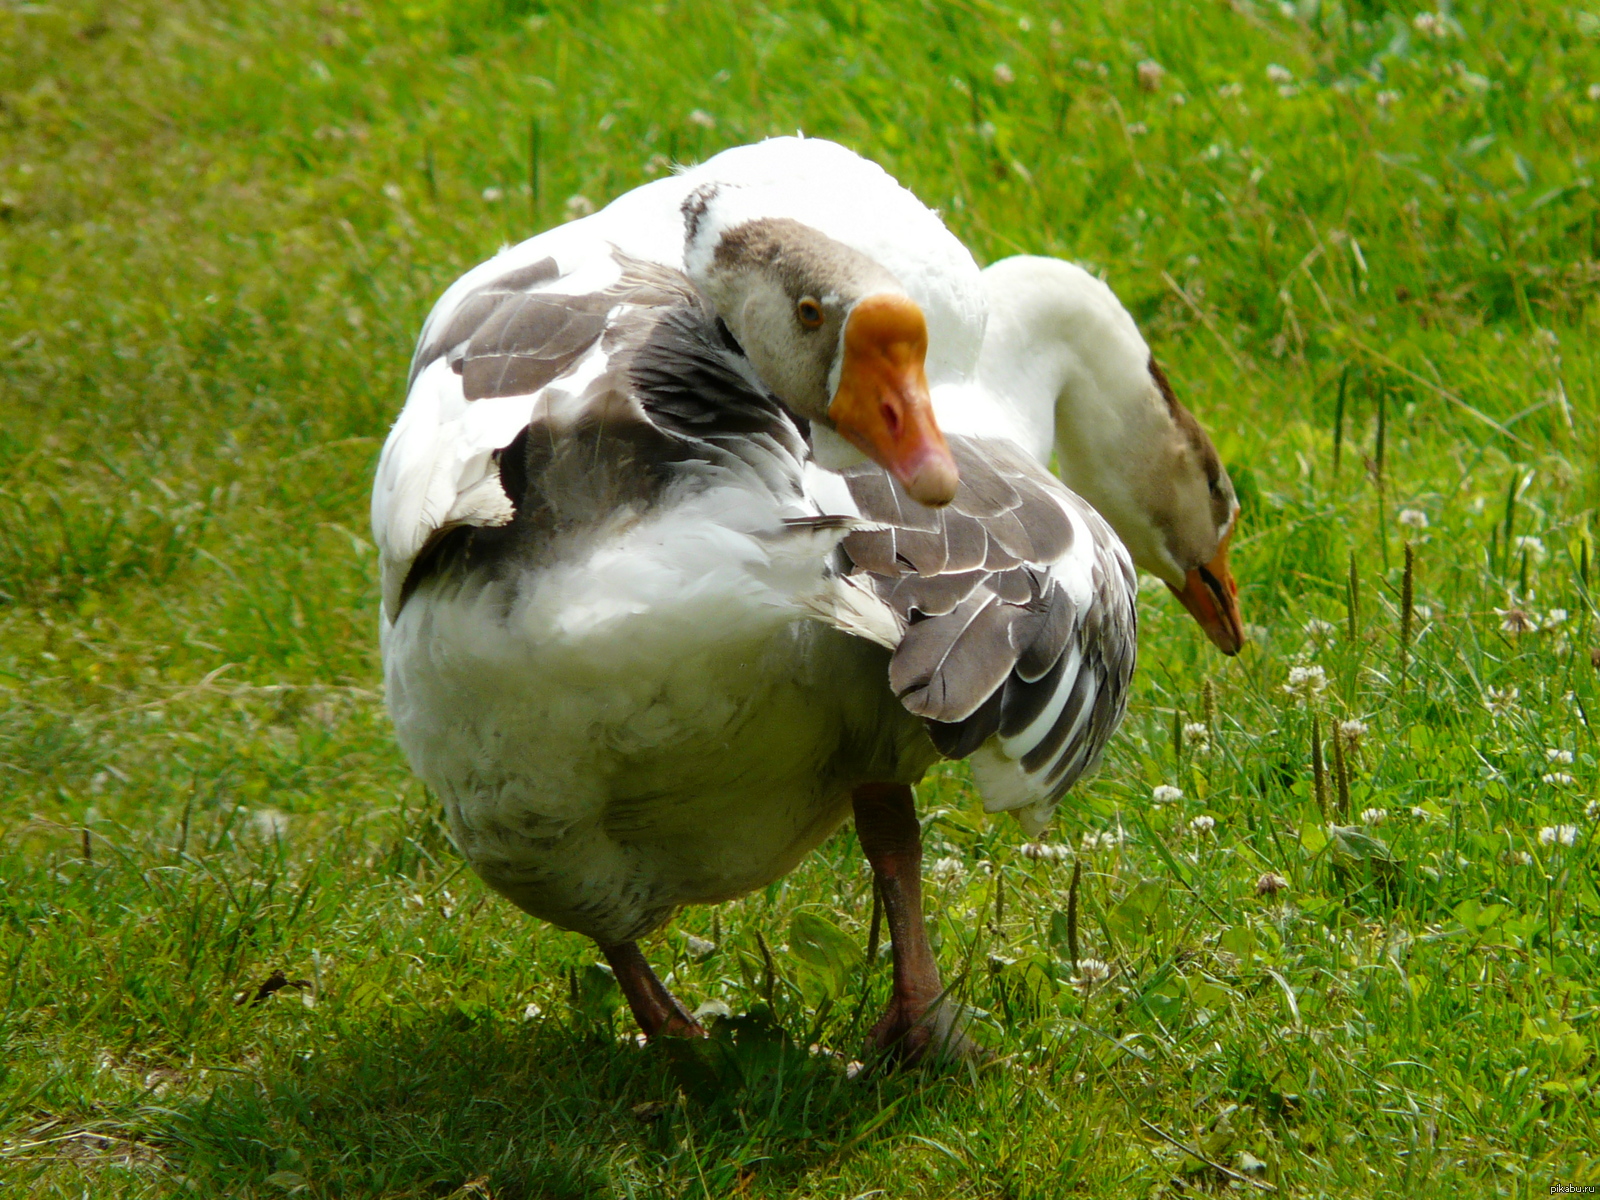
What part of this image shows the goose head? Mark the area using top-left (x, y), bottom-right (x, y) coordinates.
top-left (684, 194), bottom-right (959, 506)
top-left (1140, 360), bottom-right (1244, 656)
top-left (977, 256), bottom-right (1245, 654)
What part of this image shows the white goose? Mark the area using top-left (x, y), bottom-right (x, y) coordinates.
top-left (372, 140), bottom-right (1228, 1058)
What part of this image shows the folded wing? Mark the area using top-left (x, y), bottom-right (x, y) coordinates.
top-left (374, 242), bottom-right (836, 629)
top-left (840, 437), bottom-right (1138, 833)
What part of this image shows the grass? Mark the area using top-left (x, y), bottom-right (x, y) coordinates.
top-left (2, 0), bottom-right (1598, 1194)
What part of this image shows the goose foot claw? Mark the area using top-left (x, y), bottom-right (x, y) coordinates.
top-left (653, 1003), bottom-right (708, 1041)
top-left (867, 995), bottom-right (978, 1065)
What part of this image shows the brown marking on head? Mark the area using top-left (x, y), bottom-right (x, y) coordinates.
top-left (1149, 356), bottom-right (1235, 536)
top-left (711, 217), bottom-right (898, 306)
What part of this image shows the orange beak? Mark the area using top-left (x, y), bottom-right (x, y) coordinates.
top-left (827, 294), bottom-right (959, 507)
top-left (1165, 522), bottom-right (1245, 655)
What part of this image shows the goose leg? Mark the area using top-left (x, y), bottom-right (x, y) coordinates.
top-left (852, 782), bottom-right (968, 1063)
top-left (600, 941), bottom-right (706, 1040)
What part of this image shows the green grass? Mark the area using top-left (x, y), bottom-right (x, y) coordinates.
top-left (3, 0), bottom-right (1599, 1195)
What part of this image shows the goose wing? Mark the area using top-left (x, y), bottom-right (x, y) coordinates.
top-left (839, 436), bottom-right (1138, 833)
top-left (373, 243), bottom-right (817, 624)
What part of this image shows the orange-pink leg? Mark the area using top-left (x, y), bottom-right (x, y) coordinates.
top-left (600, 941), bottom-right (706, 1040)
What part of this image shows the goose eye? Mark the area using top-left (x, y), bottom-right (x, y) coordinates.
top-left (796, 297), bottom-right (825, 329)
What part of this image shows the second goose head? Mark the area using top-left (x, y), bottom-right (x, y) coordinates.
top-left (684, 192), bottom-right (959, 507)
top-left (977, 255), bottom-right (1246, 655)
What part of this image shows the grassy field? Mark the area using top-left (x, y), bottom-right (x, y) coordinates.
top-left (3, 0), bottom-right (1599, 1195)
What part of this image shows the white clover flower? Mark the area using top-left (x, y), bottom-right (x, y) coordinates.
top-left (1079, 829), bottom-right (1127, 852)
top-left (1339, 719), bottom-right (1369, 747)
top-left (1152, 785), bottom-right (1185, 804)
top-left (1412, 11), bottom-right (1447, 37)
top-left (1189, 815), bottom-right (1216, 835)
top-left (1414, 604), bottom-right (1434, 621)
top-left (1397, 508), bottom-right (1428, 529)
top-left (1072, 957), bottom-right (1111, 987)
top-left (563, 194), bottom-right (596, 220)
top-left (1505, 850), bottom-right (1533, 867)
top-left (1512, 535), bottom-right (1545, 558)
top-left (1265, 64), bottom-right (1293, 84)
top-left (1137, 59), bottom-right (1166, 90)
top-left (1496, 607), bottom-right (1538, 634)
top-left (993, 62), bottom-right (1016, 85)
top-left (1169, 92), bottom-right (1187, 106)
top-left (1017, 843), bottom-right (1070, 863)
top-left (1544, 609), bottom-right (1568, 628)
top-left (1376, 89), bottom-right (1400, 108)
top-left (1483, 685), bottom-right (1520, 717)
top-left (1547, 748), bottom-right (1574, 764)
top-left (1126, 121), bottom-right (1148, 136)
top-left (1283, 665), bottom-right (1328, 706)
top-left (1409, 806), bottom-right (1435, 820)
top-left (252, 808), bottom-right (289, 840)
top-left (522, 1001), bottom-right (544, 1020)
top-left (1218, 81), bottom-right (1244, 98)
top-left (1182, 722), bottom-right (1209, 742)
top-left (480, 186), bottom-right (504, 202)
top-left (1539, 825), bottom-right (1579, 847)
top-left (1304, 617), bottom-right (1336, 638)
top-left (687, 108), bottom-right (717, 128)
top-left (1360, 807), bottom-right (1388, 825)
top-left (1586, 800), bottom-right (1600, 822)
top-left (683, 934), bottom-right (717, 958)
top-left (1542, 773), bottom-right (1576, 787)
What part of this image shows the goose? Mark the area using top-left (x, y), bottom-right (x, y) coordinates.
top-left (966, 255), bottom-right (1244, 654)
top-left (371, 140), bottom-right (1225, 1059)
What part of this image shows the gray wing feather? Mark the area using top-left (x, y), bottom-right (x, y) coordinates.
top-left (841, 435), bottom-right (1137, 810)
top-left (409, 256), bottom-right (564, 387)
top-left (462, 296), bottom-right (609, 401)
top-left (889, 592), bottom-right (1018, 721)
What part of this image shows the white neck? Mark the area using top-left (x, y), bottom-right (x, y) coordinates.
top-left (968, 256), bottom-right (1185, 582)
